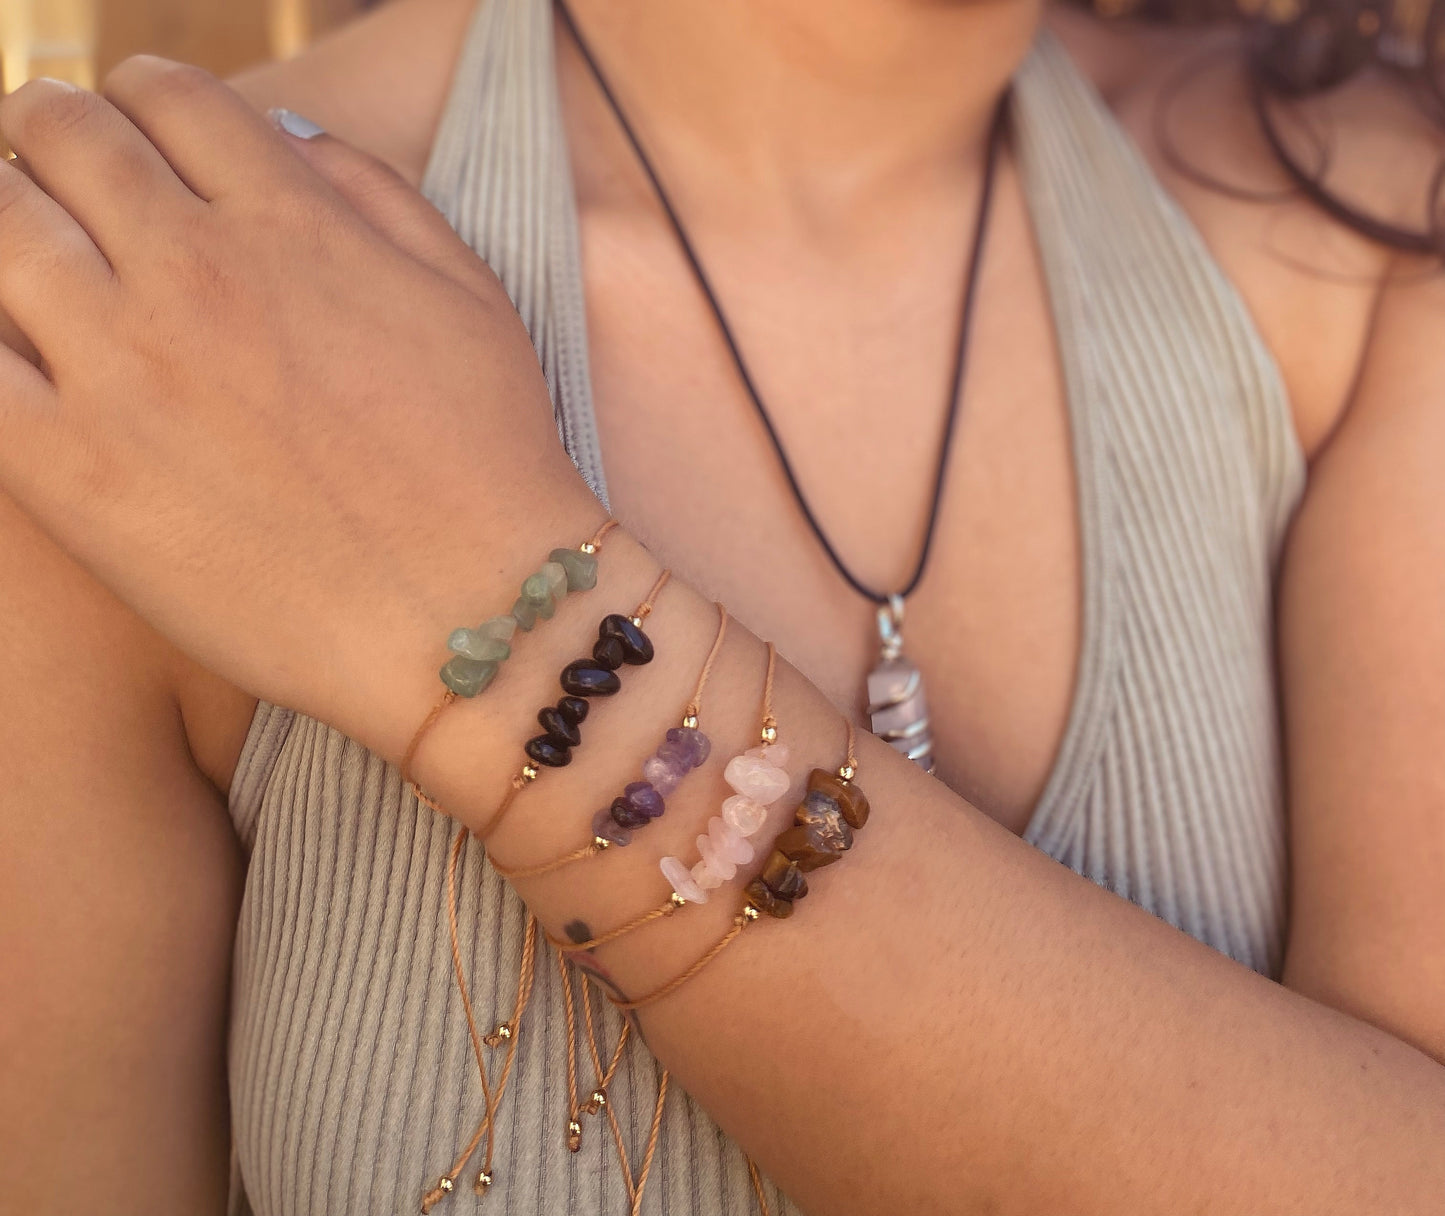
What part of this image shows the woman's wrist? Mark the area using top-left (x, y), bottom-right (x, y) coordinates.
top-left (385, 518), bottom-right (853, 975)
top-left (312, 481), bottom-right (614, 773)
top-left (383, 521), bottom-right (673, 825)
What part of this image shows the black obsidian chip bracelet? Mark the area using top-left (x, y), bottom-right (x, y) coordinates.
top-left (524, 613), bottom-right (656, 769)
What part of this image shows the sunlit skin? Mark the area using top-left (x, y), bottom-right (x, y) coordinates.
top-left (1, 0), bottom-right (1444, 1211)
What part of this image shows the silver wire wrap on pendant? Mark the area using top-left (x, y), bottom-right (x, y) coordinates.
top-left (866, 595), bottom-right (936, 773)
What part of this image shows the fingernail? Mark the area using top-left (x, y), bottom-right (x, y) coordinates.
top-left (268, 108), bottom-right (325, 140)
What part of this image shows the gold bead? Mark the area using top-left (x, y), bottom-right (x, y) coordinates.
top-left (591, 1089), bottom-right (608, 1108)
top-left (438, 1177), bottom-right (455, 1193)
top-left (580, 542), bottom-right (597, 555)
top-left (521, 764), bottom-right (540, 782)
top-left (475, 1170), bottom-right (493, 1192)
top-left (669, 892), bottom-right (688, 908)
top-left (629, 615), bottom-right (644, 628)
top-left (593, 836), bottom-right (611, 850)
top-left (838, 764), bottom-right (856, 782)
top-left (742, 904), bottom-right (761, 922)
top-left (681, 714), bottom-right (699, 730)
top-left (760, 724), bottom-right (778, 745)
top-left (568, 1119), bottom-right (583, 1134)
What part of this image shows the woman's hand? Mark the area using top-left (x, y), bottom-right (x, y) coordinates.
top-left (0, 59), bottom-right (602, 751)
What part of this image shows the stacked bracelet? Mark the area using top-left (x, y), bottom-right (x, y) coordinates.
top-left (609, 718), bottom-right (865, 1013)
top-left (476, 569), bottom-right (672, 838)
top-left (592, 604), bottom-right (729, 846)
top-left (416, 611), bottom-right (868, 1211)
top-left (743, 763), bottom-right (868, 919)
top-left (491, 605), bottom-right (730, 881)
top-left (522, 611), bottom-right (656, 769)
top-left (660, 644), bottom-right (785, 903)
top-left (438, 519), bottom-right (618, 698)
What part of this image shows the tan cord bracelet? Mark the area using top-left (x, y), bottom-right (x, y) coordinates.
top-left (491, 601), bottom-right (731, 880)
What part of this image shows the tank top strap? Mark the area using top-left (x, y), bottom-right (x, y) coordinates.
top-left (421, 0), bottom-right (610, 506)
top-left (1011, 29), bottom-right (1305, 562)
top-left (1011, 33), bottom-right (1303, 971)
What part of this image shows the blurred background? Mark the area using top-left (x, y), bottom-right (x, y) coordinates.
top-left (2, 0), bottom-right (1438, 93)
top-left (0, 0), bottom-right (369, 91)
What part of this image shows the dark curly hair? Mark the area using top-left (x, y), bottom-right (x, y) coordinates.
top-left (1096, 0), bottom-right (1444, 253)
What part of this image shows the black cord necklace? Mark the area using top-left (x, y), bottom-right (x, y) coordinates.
top-left (557, 0), bottom-right (1010, 772)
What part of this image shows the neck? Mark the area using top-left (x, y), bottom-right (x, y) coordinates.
top-left (559, 0), bottom-right (1041, 205)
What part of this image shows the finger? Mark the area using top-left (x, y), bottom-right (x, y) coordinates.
top-left (0, 341), bottom-right (59, 458)
top-left (272, 116), bottom-right (503, 299)
top-left (0, 157), bottom-right (115, 361)
top-left (0, 349), bottom-right (117, 574)
top-left (0, 301), bottom-right (43, 371)
top-left (0, 78), bottom-right (200, 261)
top-left (0, 333), bottom-right (55, 398)
top-left (103, 57), bottom-right (308, 203)
top-left (0, 158), bottom-right (47, 369)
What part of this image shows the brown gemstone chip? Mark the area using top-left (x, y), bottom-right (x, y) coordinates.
top-left (744, 878), bottom-right (794, 919)
top-left (774, 823), bottom-right (847, 872)
top-left (795, 791), bottom-right (854, 843)
top-left (807, 768), bottom-right (870, 829)
top-left (760, 850), bottom-right (808, 901)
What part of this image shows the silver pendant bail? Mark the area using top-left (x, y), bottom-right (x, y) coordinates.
top-left (876, 594), bottom-right (907, 661)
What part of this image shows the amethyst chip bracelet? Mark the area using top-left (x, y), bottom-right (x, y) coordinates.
top-left (593, 724), bottom-right (712, 846)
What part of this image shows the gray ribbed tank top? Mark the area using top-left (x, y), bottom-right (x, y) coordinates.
top-left (226, 4), bottom-right (1306, 1212)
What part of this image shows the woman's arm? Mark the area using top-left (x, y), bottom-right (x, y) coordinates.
top-left (0, 61), bottom-right (1441, 1216)
top-left (419, 534), bottom-right (1445, 1216)
top-left (0, 487), bottom-right (242, 1212)
top-left (1279, 258), bottom-right (1445, 1064)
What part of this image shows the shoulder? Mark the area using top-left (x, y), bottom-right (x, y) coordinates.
top-left (1046, 6), bottom-right (1441, 458)
top-left (226, 0), bottom-right (480, 186)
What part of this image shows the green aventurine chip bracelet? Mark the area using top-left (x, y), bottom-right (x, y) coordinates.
top-left (439, 520), bottom-right (619, 697)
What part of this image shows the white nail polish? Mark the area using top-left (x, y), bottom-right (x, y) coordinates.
top-left (268, 108), bottom-right (325, 140)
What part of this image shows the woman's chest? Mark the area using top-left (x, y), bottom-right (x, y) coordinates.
top-left (577, 183), bottom-right (1081, 834)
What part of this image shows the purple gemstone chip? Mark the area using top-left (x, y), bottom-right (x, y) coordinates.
top-left (656, 737), bottom-right (691, 769)
top-left (624, 781), bottom-right (665, 819)
top-left (592, 806), bottom-right (632, 847)
top-left (643, 754), bottom-right (686, 797)
top-left (610, 796), bottom-right (650, 830)
top-left (666, 726), bottom-right (712, 769)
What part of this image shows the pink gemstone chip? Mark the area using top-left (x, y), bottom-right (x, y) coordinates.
top-left (660, 855), bottom-right (707, 904)
top-left (692, 861), bottom-right (725, 891)
top-left (744, 743), bottom-right (791, 769)
top-left (709, 817), bottom-right (755, 865)
top-left (721, 794), bottom-right (768, 837)
top-left (695, 832), bottom-right (738, 881)
top-left (723, 755), bottom-right (791, 805)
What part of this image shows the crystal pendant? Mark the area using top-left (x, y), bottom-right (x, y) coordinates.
top-left (866, 595), bottom-right (936, 773)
